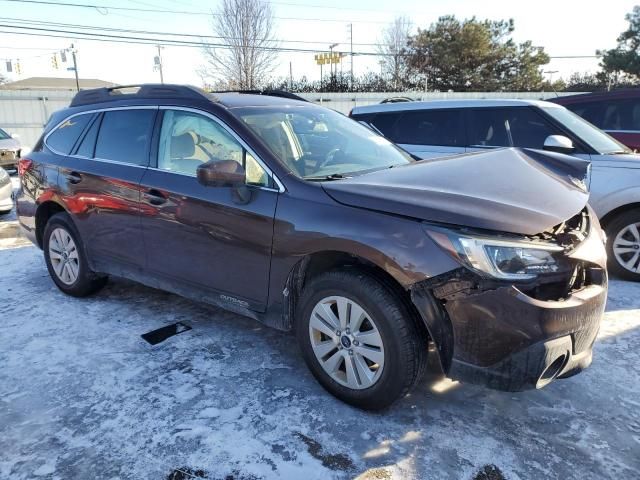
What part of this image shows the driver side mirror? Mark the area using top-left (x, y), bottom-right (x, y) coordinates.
top-left (543, 135), bottom-right (575, 154)
top-left (196, 160), bottom-right (246, 187)
top-left (196, 160), bottom-right (252, 204)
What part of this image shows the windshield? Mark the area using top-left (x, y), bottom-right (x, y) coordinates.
top-left (0, 128), bottom-right (10, 140)
top-left (541, 106), bottom-right (630, 155)
top-left (234, 105), bottom-right (412, 179)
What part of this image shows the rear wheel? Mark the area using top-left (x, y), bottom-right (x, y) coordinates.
top-left (43, 212), bottom-right (108, 296)
top-left (606, 210), bottom-right (640, 281)
top-left (296, 269), bottom-right (428, 410)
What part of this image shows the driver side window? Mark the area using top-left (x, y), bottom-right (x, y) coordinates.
top-left (157, 109), bottom-right (269, 187)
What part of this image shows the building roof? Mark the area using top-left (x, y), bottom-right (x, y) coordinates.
top-left (0, 77), bottom-right (117, 91)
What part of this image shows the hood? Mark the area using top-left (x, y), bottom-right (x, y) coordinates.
top-left (0, 138), bottom-right (20, 150)
top-left (321, 148), bottom-right (590, 235)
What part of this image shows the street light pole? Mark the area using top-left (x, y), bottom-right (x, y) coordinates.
top-left (329, 43), bottom-right (338, 81)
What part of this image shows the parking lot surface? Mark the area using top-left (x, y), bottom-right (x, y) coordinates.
top-left (1, 176), bottom-right (639, 480)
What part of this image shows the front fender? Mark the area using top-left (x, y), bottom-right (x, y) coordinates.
top-left (589, 166), bottom-right (640, 220)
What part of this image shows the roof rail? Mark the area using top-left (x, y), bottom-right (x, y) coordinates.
top-left (210, 89), bottom-right (308, 102)
top-left (69, 84), bottom-right (210, 107)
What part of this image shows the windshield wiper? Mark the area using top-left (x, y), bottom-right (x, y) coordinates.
top-left (305, 173), bottom-right (350, 181)
top-left (607, 150), bottom-right (631, 155)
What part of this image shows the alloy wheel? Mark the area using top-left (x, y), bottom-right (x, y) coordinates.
top-left (48, 227), bottom-right (80, 285)
top-left (613, 222), bottom-right (640, 274)
top-left (309, 295), bottom-right (385, 390)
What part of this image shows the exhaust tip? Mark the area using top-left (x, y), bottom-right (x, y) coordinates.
top-left (536, 354), bottom-right (567, 388)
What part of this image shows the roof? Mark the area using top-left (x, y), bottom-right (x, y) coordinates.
top-left (214, 92), bottom-right (309, 108)
top-left (551, 88), bottom-right (640, 105)
top-left (0, 77), bottom-right (116, 91)
top-left (351, 98), bottom-right (562, 115)
top-left (66, 84), bottom-right (310, 109)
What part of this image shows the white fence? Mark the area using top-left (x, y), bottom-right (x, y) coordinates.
top-left (0, 90), bottom-right (75, 152)
top-left (0, 89), bottom-right (583, 151)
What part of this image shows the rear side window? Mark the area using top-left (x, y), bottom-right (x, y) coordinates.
top-left (467, 107), bottom-right (560, 149)
top-left (566, 102), bottom-right (605, 127)
top-left (94, 109), bottom-right (156, 165)
top-left (74, 114), bottom-right (101, 158)
top-left (395, 110), bottom-right (463, 146)
top-left (370, 113), bottom-right (401, 137)
top-left (600, 99), bottom-right (640, 131)
top-left (372, 110), bottom-right (463, 146)
top-left (46, 113), bottom-right (93, 155)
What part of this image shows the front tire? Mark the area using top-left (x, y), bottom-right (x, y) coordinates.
top-left (606, 210), bottom-right (640, 281)
top-left (296, 269), bottom-right (428, 410)
top-left (43, 212), bottom-right (108, 296)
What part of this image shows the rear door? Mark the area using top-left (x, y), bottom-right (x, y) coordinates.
top-left (139, 107), bottom-right (279, 311)
top-left (369, 109), bottom-right (466, 159)
top-left (54, 107), bottom-right (157, 271)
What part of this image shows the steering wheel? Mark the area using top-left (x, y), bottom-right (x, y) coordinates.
top-left (316, 148), bottom-right (341, 171)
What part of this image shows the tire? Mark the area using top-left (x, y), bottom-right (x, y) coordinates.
top-left (296, 268), bottom-right (428, 410)
top-left (605, 210), bottom-right (640, 281)
top-left (43, 212), bottom-right (108, 296)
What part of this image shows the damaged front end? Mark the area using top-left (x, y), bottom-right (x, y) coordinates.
top-left (412, 207), bottom-right (608, 391)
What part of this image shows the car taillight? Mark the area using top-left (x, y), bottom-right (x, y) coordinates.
top-left (18, 158), bottom-right (32, 177)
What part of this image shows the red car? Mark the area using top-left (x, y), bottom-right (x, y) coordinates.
top-left (551, 89), bottom-right (640, 151)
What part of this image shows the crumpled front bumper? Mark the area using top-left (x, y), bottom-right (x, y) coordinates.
top-left (443, 281), bottom-right (607, 391)
top-left (411, 268), bottom-right (607, 392)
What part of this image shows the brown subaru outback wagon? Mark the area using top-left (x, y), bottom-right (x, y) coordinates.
top-left (17, 85), bottom-right (608, 409)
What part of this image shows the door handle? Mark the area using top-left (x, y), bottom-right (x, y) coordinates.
top-left (65, 171), bottom-right (82, 184)
top-left (144, 189), bottom-right (168, 205)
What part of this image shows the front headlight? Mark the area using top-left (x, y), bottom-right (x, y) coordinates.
top-left (425, 226), bottom-right (565, 280)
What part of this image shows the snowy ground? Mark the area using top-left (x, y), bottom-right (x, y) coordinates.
top-left (0, 173), bottom-right (639, 480)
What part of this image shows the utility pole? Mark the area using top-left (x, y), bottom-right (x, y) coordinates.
top-left (155, 45), bottom-right (164, 84)
top-left (70, 44), bottom-right (79, 92)
top-left (289, 61), bottom-right (293, 90)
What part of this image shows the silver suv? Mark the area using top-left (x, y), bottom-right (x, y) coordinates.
top-left (351, 99), bottom-right (640, 281)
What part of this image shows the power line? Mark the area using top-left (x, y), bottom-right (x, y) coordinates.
top-left (0, 24), bottom-right (386, 55)
top-left (0, 0), bottom-right (394, 24)
top-left (0, 17), bottom-right (603, 59)
top-left (0, 16), bottom-right (384, 47)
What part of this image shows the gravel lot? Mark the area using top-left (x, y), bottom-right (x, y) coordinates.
top-left (1, 173), bottom-right (639, 480)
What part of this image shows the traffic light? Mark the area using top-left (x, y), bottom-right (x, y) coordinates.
top-left (51, 54), bottom-right (58, 69)
top-left (15, 61), bottom-right (21, 75)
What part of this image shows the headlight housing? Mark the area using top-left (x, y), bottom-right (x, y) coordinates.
top-left (425, 226), bottom-right (565, 280)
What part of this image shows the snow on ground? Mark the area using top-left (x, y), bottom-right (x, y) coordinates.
top-left (0, 173), bottom-right (639, 479)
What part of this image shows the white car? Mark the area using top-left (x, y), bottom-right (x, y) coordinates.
top-left (351, 99), bottom-right (640, 281)
top-left (0, 167), bottom-right (13, 214)
top-left (0, 128), bottom-right (21, 171)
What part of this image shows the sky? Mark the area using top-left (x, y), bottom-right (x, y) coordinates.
top-left (0, 0), bottom-right (637, 88)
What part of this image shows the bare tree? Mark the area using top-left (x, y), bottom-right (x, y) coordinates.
top-left (201, 0), bottom-right (278, 89)
top-left (377, 16), bottom-right (412, 90)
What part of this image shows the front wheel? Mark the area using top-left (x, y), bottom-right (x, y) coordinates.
top-left (43, 212), bottom-right (108, 296)
top-left (606, 210), bottom-right (640, 281)
top-left (296, 269), bottom-right (428, 410)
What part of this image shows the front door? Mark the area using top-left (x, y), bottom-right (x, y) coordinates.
top-left (139, 107), bottom-right (279, 311)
